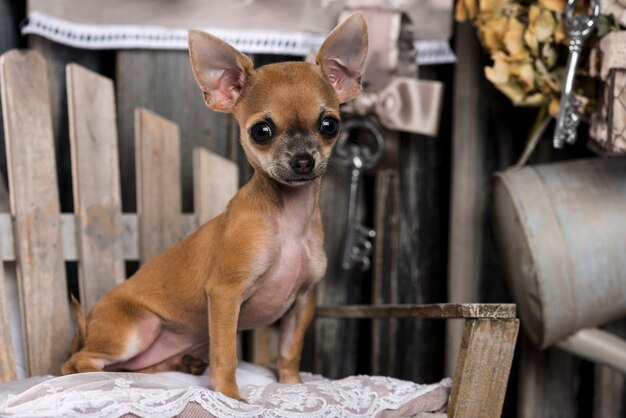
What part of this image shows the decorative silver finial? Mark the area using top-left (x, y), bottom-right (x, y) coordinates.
top-left (553, 0), bottom-right (600, 148)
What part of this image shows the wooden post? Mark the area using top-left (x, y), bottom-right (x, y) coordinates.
top-left (135, 108), bottom-right (182, 263)
top-left (448, 318), bottom-right (519, 417)
top-left (0, 50), bottom-right (72, 376)
top-left (67, 64), bottom-right (125, 311)
top-left (446, 21), bottom-right (488, 374)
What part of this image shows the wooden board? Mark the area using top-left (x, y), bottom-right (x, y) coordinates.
top-left (116, 50), bottom-right (233, 213)
top-left (518, 335), bottom-right (581, 418)
top-left (67, 63), bottom-right (124, 311)
top-left (316, 303), bottom-right (517, 320)
top-left (0, 213), bottom-right (197, 263)
top-left (593, 321), bottom-right (626, 417)
top-left (193, 147), bottom-right (238, 224)
top-left (395, 134), bottom-right (449, 382)
top-left (249, 324), bottom-right (280, 368)
top-left (372, 170), bottom-right (399, 375)
top-left (0, 49), bottom-right (72, 376)
top-left (135, 108), bottom-right (182, 263)
top-left (0, 179), bottom-right (15, 382)
top-left (448, 319), bottom-right (519, 417)
top-left (446, 22), bottom-right (487, 374)
top-left (0, 251), bottom-right (15, 382)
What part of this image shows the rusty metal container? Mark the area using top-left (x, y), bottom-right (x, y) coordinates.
top-left (492, 158), bottom-right (626, 349)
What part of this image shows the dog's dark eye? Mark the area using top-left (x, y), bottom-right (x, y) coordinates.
top-left (320, 117), bottom-right (339, 138)
top-left (250, 122), bottom-right (273, 144)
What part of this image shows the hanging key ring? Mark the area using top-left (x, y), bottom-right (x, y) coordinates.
top-left (334, 118), bottom-right (384, 170)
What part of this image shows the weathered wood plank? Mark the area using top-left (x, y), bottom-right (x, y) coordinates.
top-left (0, 170), bottom-right (21, 381)
top-left (0, 179), bottom-right (11, 383)
top-left (593, 321), bottom-right (626, 418)
top-left (446, 22), bottom-right (488, 374)
top-left (0, 179), bottom-right (17, 383)
top-left (0, 49), bottom-right (72, 376)
top-left (395, 69), bottom-right (451, 383)
top-left (249, 324), bottom-right (280, 368)
top-left (0, 213), bottom-right (197, 262)
top-left (316, 304), bottom-right (517, 320)
top-left (518, 335), bottom-right (581, 418)
top-left (372, 170), bottom-right (399, 375)
top-left (135, 108), bottom-right (182, 263)
top-left (0, 249), bottom-right (15, 382)
top-left (193, 147), bottom-right (238, 224)
top-left (116, 50), bottom-right (232, 213)
top-left (448, 319), bottom-right (519, 418)
top-left (67, 64), bottom-right (124, 311)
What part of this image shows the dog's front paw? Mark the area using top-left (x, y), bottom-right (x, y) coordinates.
top-left (279, 370), bottom-right (302, 384)
top-left (211, 374), bottom-right (242, 401)
top-left (214, 384), bottom-right (242, 402)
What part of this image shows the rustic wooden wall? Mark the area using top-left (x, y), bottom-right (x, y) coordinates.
top-left (1, 1), bottom-right (625, 415)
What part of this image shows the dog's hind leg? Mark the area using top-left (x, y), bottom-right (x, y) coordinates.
top-left (61, 310), bottom-right (161, 375)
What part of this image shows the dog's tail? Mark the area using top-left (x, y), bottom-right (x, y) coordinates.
top-left (69, 295), bottom-right (87, 354)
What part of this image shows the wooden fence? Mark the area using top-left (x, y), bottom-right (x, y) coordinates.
top-left (0, 52), bottom-right (238, 378)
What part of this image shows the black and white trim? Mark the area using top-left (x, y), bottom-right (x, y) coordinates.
top-left (22, 11), bottom-right (456, 65)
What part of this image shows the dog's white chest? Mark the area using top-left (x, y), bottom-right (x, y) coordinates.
top-left (238, 204), bottom-right (326, 330)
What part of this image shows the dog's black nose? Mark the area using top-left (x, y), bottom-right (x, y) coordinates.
top-left (290, 154), bottom-right (315, 175)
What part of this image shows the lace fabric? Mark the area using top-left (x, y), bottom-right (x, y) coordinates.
top-left (21, 11), bottom-right (456, 65)
top-left (0, 363), bottom-right (450, 417)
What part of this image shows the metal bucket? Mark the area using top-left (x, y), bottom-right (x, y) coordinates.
top-left (493, 158), bottom-right (626, 359)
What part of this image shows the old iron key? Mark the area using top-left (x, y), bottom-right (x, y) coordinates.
top-left (334, 118), bottom-right (384, 271)
top-left (553, 0), bottom-right (600, 148)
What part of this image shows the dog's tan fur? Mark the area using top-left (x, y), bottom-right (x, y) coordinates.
top-left (61, 13), bottom-right (368, 400)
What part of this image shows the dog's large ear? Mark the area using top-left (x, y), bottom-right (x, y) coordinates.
top-left (316, 12), bottom-right (368, 103)
top-left (188, 30), bottom-right (254, 112)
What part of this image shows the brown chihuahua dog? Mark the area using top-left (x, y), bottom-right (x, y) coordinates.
top-left (61, 13), bottom-right (368, 400)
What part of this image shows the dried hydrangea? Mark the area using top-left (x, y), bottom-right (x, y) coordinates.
top-left (457, 0), bottom-right (567, 115)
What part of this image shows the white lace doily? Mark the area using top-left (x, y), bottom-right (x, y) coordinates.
top-left (0, 362), bottom-right (450, 417)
